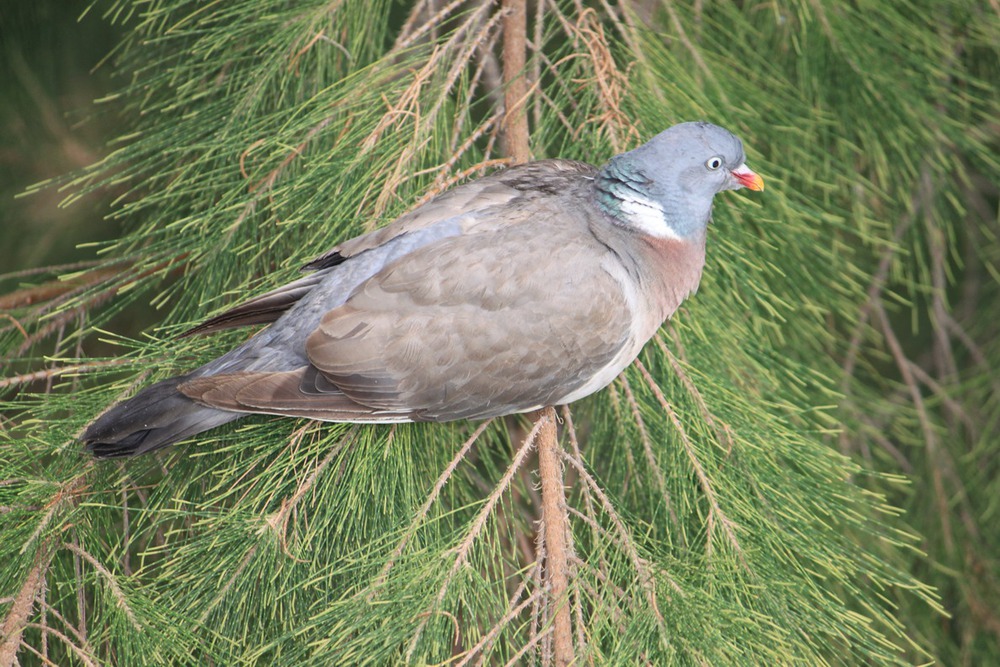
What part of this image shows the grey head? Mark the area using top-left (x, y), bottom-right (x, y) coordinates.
top-left (594, 121), bottom-right (763, 240)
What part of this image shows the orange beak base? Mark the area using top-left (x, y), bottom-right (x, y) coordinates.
top-left (732, 165), bottom-right (764, 192)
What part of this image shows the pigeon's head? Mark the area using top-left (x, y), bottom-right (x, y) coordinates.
top-left (595, 121), bottom-right (763, 240)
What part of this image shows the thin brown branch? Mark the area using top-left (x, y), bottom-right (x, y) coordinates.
top-left (618, 375), bottom-right (681, 535)
top-left (605, 382), bottom-right (638, 495)
top-left (501, 0), bottom-right (531, 163)
top-left (840, 191), bottom-right (917, 389)
top-left (534, 407), bottom-right (574, 666)
top-left (70, 532), bottom-right (86, 642)
top-left (570, 554), bottom-right (629, 606)
top-left (449, 30), bottom-right (502, 154)
top-left (530, 531), bottom-right (546, 660)
top-left (0, 360), bottom-right (134, 392)
top-left (370, 9), bottom-right (508, 216)
top-left (531, 0), bottom-right (545, 131)
top-left (905, 359), bottom-right (977, 437)
top-left (24, 624), bottom-right (98, 667)
top-left (393, 0), bottom-right (471, 51)
top-left (197, 545), bottom-right (259, 625)
top-left (928, 223), bottom-right (959, 381)
top-left (288, 30), bottom-right (328, 73)
top-left (559, 405), bottom-right (605, 572)
top-left (560, 451), bottom-right (676, 623)
top-left (572, 8), bottom-right (639, 151)
top-left (456, 587), bottom-right (542, 667)
top-left (17, 640), bottom-right (62, 667)
top-left (0, 260), bottom-right (106, 283)
top-left (655, 335), bottom-right (736, 457)
top-left (364, 3), bottom-right (497, 154)
top-left (10, 253), bottom-right (184, 357)
top-left (37, 599), bottom-right (92, 653)
top-left (229, 114), bottom-right (336, 239)
top-left (504, 626), bottom-right (553, 667)
top-left (263, 422), bottom-right (336, 560)
top-left (543, 3), bottom-right (638, 151)
top-left (0, 314), bottom-right (28, 341)
top-left (469, 561), bottom-right (541, 665)
top-left (872, 299), bottom-right (954, 553)
top-left (571, 571), bottom-right (589, 665)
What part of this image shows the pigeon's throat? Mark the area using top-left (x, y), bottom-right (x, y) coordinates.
top-left (637, 233), bottom-right (707, 325)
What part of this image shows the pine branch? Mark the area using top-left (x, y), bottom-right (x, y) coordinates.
top-left (501, 0), bottom-right (530, 162)
top-left (535, 407), bottom-right (574, 666)
top-left (4, 1), bottom-right (997, 663)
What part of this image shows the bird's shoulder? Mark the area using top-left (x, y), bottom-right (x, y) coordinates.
top-left (304, 159), bottom-right (598, 270)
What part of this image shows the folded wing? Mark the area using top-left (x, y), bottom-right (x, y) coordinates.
top-left (182, 175), bottom-right (633, 422)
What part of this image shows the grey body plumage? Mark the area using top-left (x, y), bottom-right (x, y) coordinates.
top-left (82, 121), bottom-right (763, 457)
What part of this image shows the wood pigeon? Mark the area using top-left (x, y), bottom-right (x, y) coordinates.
top-left (82, 121), bottom-right (763, 457)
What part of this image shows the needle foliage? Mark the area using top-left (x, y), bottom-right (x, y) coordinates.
top-left (1, 1), bottom-right (997, 665)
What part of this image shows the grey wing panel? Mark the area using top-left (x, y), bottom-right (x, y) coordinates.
top-left (301, 160), bottom-right (597, 266)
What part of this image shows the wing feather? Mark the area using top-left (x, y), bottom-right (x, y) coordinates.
top-left (180, 369), bottom-right (413, 422)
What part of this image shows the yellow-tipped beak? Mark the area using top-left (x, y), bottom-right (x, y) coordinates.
top-left (732, 164), bottom-right (764, 192)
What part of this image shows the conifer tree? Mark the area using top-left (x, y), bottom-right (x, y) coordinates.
top-left (2, 1), bottom-right (997, 665)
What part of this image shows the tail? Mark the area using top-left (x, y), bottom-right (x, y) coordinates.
top-left (82, 375), bottom-right (244, 458)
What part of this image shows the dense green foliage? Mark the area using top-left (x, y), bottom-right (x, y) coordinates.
top-left (2, 1), bottom-right (997, 664)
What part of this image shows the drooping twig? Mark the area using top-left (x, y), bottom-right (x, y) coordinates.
top-left (197, 545), bottom-right (258, 626)
top-left (618, 375), bottom-right (681, 535)
top-left (373, 419), bottom-right (494, 594)
top-left (0, 360), bottom-right (134, 392)
top-left (367, 8), bottom-right (508, 216)
top-left (264, 423), bottom-right (340, 559)
top-left (840, 213), bottom-right (914, 390)
top-left (560, 451), bottom-right (676, 635)
top-left (23, 624), bottom-right (97, 667)
top-left (1, 538), bottom-right (56, 667)
top-left (633, 359), bottom-right (746, 565)
top-left (405, 415), bottom-right (546, 661)
top-left (872, 299), bottom-right (954, 553)
top-left (61, 543), bottom-right (141, 632)
top-left (393, 0), bottom-right (472, 52)
top-left (454, 582), bottom-right (542, 666)
top-left (655, 335), bottom-right (736, 457)
top-left (504, 627), bottom-right (554, 667)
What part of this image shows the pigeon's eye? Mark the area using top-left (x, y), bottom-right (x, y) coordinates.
top-left (705, 156), bottom-right (723, 170)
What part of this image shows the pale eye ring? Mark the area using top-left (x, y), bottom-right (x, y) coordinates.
top-left (705, 156), bottom-right (723, 170)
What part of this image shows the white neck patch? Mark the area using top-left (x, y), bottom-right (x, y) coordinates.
top-left (618, 193), bottom-right (681, 240)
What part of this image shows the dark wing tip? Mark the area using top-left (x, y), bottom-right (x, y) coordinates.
top-left (302, 250), bottom-right (346, 272)
top-left (177, 308), bottom-right (286, 338)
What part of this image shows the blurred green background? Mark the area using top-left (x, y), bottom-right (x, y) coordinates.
top-left (1, 2), bottom-right (122, 273)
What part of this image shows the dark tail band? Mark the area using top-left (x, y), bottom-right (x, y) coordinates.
top-left (82, 375), bottom-right (243, 457)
